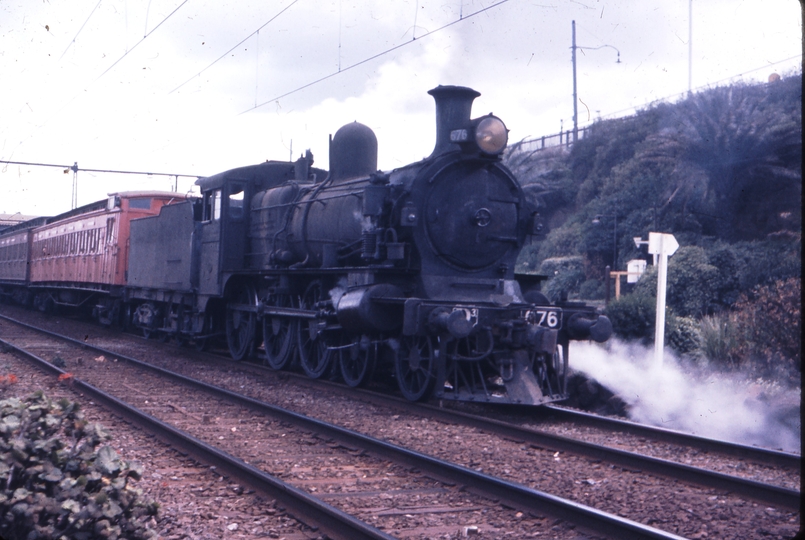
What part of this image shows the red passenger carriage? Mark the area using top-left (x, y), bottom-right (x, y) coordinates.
top-left (24, 192), bottom-right (187, 321)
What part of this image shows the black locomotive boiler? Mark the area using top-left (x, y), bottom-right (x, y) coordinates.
top-left (126, 85), bottom-right (612, 404)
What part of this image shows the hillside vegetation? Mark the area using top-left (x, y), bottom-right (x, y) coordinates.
top-left (506, 74), bottom-right (801, 382)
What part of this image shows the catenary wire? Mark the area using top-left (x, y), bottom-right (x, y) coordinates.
top-left (93, 0), bottom-right (191, 84)
top-left (169, 0), bottom-right (302, 94)
top-left (239, 0), bottom-right (512, 114)
top-left (59, 0), bottom-right (104, 61)
top-left (7, 1), bottom-right (193, 165)
top-left (559, 53), bottom-right (802, 132)
top-left (0, 160), bottom-right (199, 179)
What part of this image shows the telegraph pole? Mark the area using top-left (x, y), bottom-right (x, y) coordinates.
top-left (688, 0), bottom-right (693, 95)
top-left (571, 20), bottom-right (620, 145)
top-left (572, 20), bottom-right (578, 144)
top-left (70, 162), bottom-right (79, 209)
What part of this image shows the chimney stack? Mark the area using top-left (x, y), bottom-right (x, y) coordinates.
top-left (427, 85), bottom-right (480, 158)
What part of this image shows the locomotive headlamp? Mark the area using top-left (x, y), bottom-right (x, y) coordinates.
top-left (450, 115), bottom-right (508, 155)
top-left (475, 116), bottom-right (508, 154)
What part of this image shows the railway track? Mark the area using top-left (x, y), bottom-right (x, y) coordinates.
top-left (202, 359), bottom-right (802, 501)
top-left (0, 312), bottom-right (690, 540)
top-left (539, 404), bottom-right (801, 469)
top-left (0, 309), bottom-right (800, 539)
top-left (299, 383), bottom-right (800, 509)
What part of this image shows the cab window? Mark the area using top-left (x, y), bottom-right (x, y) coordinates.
top-left (203, 190), bottom-right (222, 221)
top-left (228, 185), bottom-right (245, 219)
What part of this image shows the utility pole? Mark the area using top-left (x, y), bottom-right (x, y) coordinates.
top-left (571, 20), bottom-right (620, 145)
top-left (572, 20), bottom-right (578, 144)
top-left (70, 162), bottom-right (79, 209)
top-left (688, 0), bottom-right (693, 95)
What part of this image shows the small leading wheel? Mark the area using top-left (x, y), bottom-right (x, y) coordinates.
top-left (297, 281), bottom-right (331, 378)
top-left (262, 295), bottom-right (295, 370)
top-left (226, 282), bottom-right (258, 361)
top-left (395, 335), bottom-right (437, 401)
top-left (339, 335), bottom-right (377, 388)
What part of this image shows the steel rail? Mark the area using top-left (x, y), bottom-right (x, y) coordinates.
top-left (0, 336), bottom-right (395, 540)
top-left (0, 315), bottom-right (688, 540)
top-left (541, 404), bottom-right (801, 470)
top-left (262, 381), bottom-right (801, 510)
top-left (411, 400), bottom-right (801, 510)
top-left (236, 364), bottom-right (801, 472)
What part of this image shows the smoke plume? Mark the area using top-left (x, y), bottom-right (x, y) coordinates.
top-left (571, 339), bottom-right (801, 453)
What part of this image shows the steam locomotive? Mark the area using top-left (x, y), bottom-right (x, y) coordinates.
top-left (0, 86), bottom-right (611, 405)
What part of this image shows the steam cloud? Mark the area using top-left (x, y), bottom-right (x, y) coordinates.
top-left (571, 339), bottom-right (801, 453)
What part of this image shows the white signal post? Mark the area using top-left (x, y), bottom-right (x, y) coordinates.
top-left (647, 232), bottom-right (679, 367)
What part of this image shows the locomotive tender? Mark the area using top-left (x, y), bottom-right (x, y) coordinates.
top-left (1, 86), bottom-right (612, 405)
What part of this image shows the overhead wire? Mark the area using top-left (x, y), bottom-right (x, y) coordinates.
top-left (169, 0), bottom-right (302, 94)
top-left (6, 0), bottom-right (192, 163)
top-left (59, 0), bottom-right (103, 61)
top-left (0, 160), bottom-right (199, 179)
top-left (93, 0), bottom-right (191, 84)
top-left (542, 53), bottom-right (803, 144)
top-left (596, 53), bottom-right (803, 124)
top-left (240, 0), bottom-right (512, 114)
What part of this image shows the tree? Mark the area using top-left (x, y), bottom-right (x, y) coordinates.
top-left (640, 78), bottom-right (802, 240)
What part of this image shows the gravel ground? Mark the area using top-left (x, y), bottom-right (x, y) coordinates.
top-left (0, 347), bottom-right (325, 540)
top-left (1, 306), bottom-right (801, 539)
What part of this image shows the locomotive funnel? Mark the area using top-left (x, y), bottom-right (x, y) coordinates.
top-left (428, 85), bottom-right (481, 158)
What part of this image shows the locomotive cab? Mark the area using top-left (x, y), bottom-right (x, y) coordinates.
top-left (196, 176), bottom-right (250, 297)
top-left (195, 158), bottom-right (326, 298)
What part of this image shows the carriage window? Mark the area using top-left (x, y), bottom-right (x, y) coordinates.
top-left (106, 218), bottom-right (116, 243)
top-left (228, 186), bottom-right (245, 219)
top-left (90, 229), bottom-right (99, 253)
top-left (129, 198), bottom-right (152, 210)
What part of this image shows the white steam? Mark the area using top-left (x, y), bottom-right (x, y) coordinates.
top-left (570, 339), bottom-right (801, 453)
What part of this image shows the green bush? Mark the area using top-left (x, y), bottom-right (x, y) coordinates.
top-left (633, 246), bottom-right (721, 317)
top-left (538, 256), bottom-right (585, 301)
top-left (698, 312), bottom-right (741, 368)
top-left (604, 292), bottom-right (656, 341)
top-left (605, 293), bottom-right (700, 356)
top-left (0, 392), bottom-right (158, 540)
top-left (732, 278), bottom-right (801, 380)
top-left (730, 237), bottom-right (801, 291)
top-left (579, 278), bottom-right (605, 300)
top-left (515, 243), bottom-right (542, 274)
top-left (533, 223), bottom-right (584, 264)
top-left (666, 315), bottom-right (701, 356)
top-left (692, 279), bottom-right (801, 382)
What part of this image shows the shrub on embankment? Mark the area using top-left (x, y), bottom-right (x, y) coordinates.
top-left (0, 390), bottom-right (158, 540)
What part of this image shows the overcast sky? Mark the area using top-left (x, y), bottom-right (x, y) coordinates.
top-left (1, 0), bottom-right (801, 216)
